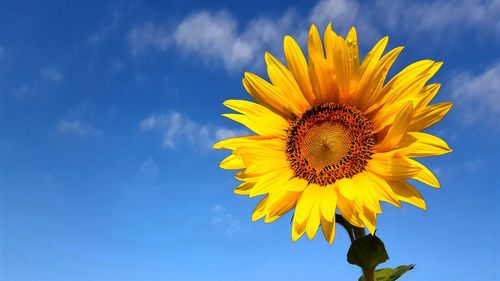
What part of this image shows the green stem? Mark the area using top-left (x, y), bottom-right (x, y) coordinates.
top-left (361, 268), bottom-right (376, 281)
top-left (335, 214), bottom-right (355, 243)
top-left (352, 227), bottom-right (376, 281)
top-left (336, 217), bottom-right (379, 280)
top-left (353, 226), bottom-right (366, 239)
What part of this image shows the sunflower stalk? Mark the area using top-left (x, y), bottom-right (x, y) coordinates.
top-left (349, 226), bottom-right (379, 281)
top-left (335, 214), bottom-right (355, 242)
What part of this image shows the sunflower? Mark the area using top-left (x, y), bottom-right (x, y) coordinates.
top-left (213, 24), bottom-right (452, 243)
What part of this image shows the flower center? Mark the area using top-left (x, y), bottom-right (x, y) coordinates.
top-left (286, 103), bottom-right (375, 186)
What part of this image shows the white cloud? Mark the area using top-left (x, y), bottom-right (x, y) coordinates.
top-left (128, 0), bottom-right (497, 72)
top-left (210, 204), bottom-right (241, 235)
top-left (129, 10), bottom-right (297, 71)
top-left (140, 111), bottom-right (246, 149)
top-left (172, 11), bottom-right (254, 71)
top-left (451, 62), bottom-right (500, 126)
top-left (128, 22), bottom-right (172, 54)
top-left (56, 119), bottom-right (101, 137)
top-left (140, 158), bottom-right (160, 178)
top-left (214, 127), bottom-right (247, 140)
top-left (87, 4), bottom-right (125, 45)
top-left (13, 67), bottom-right (62, 98)
top-left (40, 66), bottom-right (63, 82)
top-left (374, 0), bottom-right (499, 34)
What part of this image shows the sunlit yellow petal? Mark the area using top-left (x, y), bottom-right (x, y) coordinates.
top-left (265, 52), bottom-right (311, 112)
top-left (357, 46), bottom-right (404, 110)
top-left (265, 191), bottom-right (300, 223)
top-left (409, 159), bottom-right (440, 188)
top-left (306, 202), bottom-right (321, 239)
top-left (308, 24), bottom-right (338, 103)
top-left (243, 72), bottom-right (297, 118)
top-left (219, 153), bottom-right (244, 170)
top-left (409, 102), bottom-right (453, 131)
top-left (223, 99), bottom-right (289, 137)
top-left (397, 132), bottom-right (452, 157)
top-left (284, 35), bottom-right (316, 103)
top-left (375, 102), bottom-right (414, 151)
top-left (388, 180), bottom-right (427, 210)
top-left (319, 185), bottom-right (337, 221)
top-left (294, 184), bottom-right (322, 224)
top-left (252, 196), bottom-right (267, 222)
top-left (321, 213), bottom-right (336, 244)
top-left (366, 152), bottom-right (421, 179)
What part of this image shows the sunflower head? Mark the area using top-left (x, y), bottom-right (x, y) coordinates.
top-left (214, 23), bottom-right (452, 244)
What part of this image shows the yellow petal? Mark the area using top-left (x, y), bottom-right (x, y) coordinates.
top-left (308, 24), bottom-right (338, 103)
top-left (357, 47), bottom-right (404, 110)
top-left (219, 153), bottom-right (245, 170)
top-left (330, 32), bottom-right (351, 103)
top-left (265, 191), bottom-right (300, 223)
top-left (337, 194), bottom-right (364, 228)
top-left (248, 167), bottom-right (294, 197)
top-left (223, 99), bottom-right (289, 137)
top-left (284, 35), bottom-right (315, 103)
top-left (243, 72), bottom-right (296, 118)
top-left (375, 102), bottom-right (414, 151)
top-left (409, 159), bottom-right (440, 188)
top-left (397, 132), bottom-right (452, 157)
top-left (415, 83), bottom-right (441, 108)
top-left (351, 173), bottom-right (382, 214)
top-left (321, 213), bottom-right (336, 244)
top-left (265, 52), bottom-right (310, 112)
top-left (294, 184), bottom-right (322, 224)
top-left (353, 36), bottom-right (388, 106)
top-left (335, 177), bottom-right (356, 200)
top-left (359, 207), bottom-right (377, 234)
top-left (364, 172), bottom-right (402, 208)
top-left (366, 60), bottom-right (439, 114)
top-left (306, 202), bottom-right (321, 239)
top-left (388, 180), bottom-right (427, 210)
top-left (213, 135), bottom-right (268, 150)
top-left (384, 61), bottom-right (441, 105)
top-left (346, 26), bottom-right (360, 78)
top-left (252, 196), bottom-right (268, 222)
top-left (285, 177), bottom-right (309, 192)
top-left (409, 102), bottom-right (453, 131)
top-left (366, 152), bottom-right (421, 179)
top-left (234, 181), bottom-right (254, 195)
top-left (292, 215), bottom-right (307, 241)
top-left (319, 184), bottom-right (337, 221)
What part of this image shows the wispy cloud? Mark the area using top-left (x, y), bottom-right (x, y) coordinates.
top-left (128, 22), bottom-right (172, 54)
top-left (210, 204), bottom-right (241, 235)
top-left (374, 0), bottom-right (499, 35)
top-left (139, 158), bottom-right (160, 178)
top-left (129, 10), bottom-right (297, 71)
top-left (87, 3), bottom-right (126, 45)
top-left (13, 66), bottom-right (63, 98)
top-left (451, 62), bottom-right (500, 126)
top-left (0, 45), bottom-right (5, 60)
top-left (40, 66), bottom-right (63, 82)
top-left (127, 0), bottom-right (497, 72)
top-left (139, 111), bottom-right (247, 149)
top-left (56, 119), bottom-right (102, 137)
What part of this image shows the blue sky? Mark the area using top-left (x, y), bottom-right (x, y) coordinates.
top-left (1, 0), bottom-right (499, 280)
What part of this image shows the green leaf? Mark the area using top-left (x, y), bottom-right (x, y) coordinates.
top-left (358, 264), bottom-right (415, 281)
top-left (347, 234), bottom-right (389, 271)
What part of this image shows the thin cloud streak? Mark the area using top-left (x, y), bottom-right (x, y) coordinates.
top-left (139, 111), bottom-right (247, 149)
top-left (127, 0), bottom-right (497, 72)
